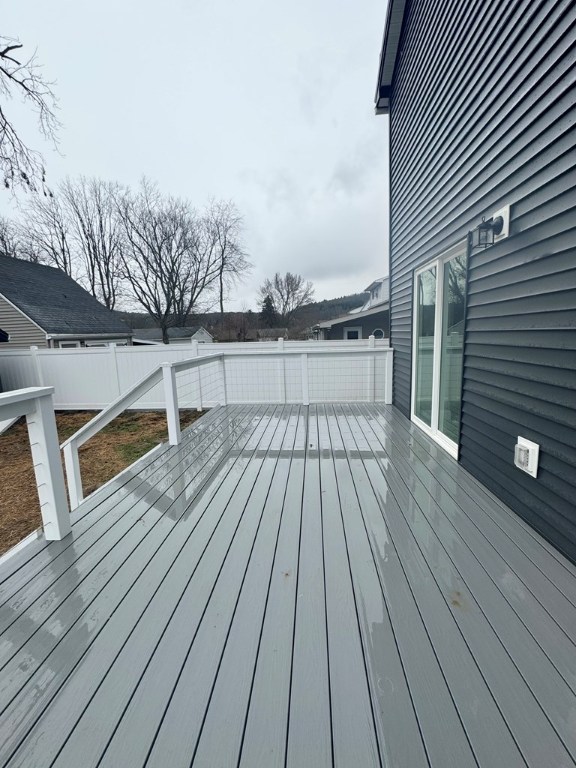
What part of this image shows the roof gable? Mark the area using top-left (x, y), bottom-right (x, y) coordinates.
top-left (0, 256), bottom-right (130, 336)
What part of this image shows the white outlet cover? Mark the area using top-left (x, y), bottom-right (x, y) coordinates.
top-left (492, 204), bottom-right (510, 242)
top-left (515, 436), bottom-right (539, 478)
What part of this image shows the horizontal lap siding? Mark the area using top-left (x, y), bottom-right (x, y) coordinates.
top-left (389, 0), bottom-right (576, 558)
top-left (0, 295), bottom-right (46, 348)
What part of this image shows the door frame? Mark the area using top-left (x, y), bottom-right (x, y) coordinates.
top-left (410, 241), bottom-right (467, 459)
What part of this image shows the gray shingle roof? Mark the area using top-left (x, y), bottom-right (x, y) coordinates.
top-left (0, 255), bottom-right (130, 336)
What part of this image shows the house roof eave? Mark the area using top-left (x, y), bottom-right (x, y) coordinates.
top-left (374, 0), bottom-right (409, 114)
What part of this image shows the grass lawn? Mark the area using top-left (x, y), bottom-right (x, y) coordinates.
top-left (0, 409), bottom-right (202, 557)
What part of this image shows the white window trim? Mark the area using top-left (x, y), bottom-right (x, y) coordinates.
top-left (410, 241), bottom-right (466, 460)
top-left (372, 328), bottom-right (385, 339)
top-left (59, 340), bottom-right (81, 349)
top-left (344, 326), bottom-right (363, 340)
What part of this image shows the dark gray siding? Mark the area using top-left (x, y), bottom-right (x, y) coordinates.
top-left (324, 310), bottom-right (389, 340)
top-left (388, 0), bottom-right (576, 559)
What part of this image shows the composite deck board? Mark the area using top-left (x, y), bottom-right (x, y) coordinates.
top-left (0, 404), bottom-right (575, 767)
top-left (344, 406), bottom-right (572, 766)
top-left (357, 405), bottom-right (576, 689)
top-left (0, 405), bottom-right (258, 709)
top-left (0, 405), bottom-right (248, 639)
top-left (0, 404), bottom-right (229, 602)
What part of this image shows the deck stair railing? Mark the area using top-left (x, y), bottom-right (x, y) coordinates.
top-left (60, 340), bottom-right (393, 510)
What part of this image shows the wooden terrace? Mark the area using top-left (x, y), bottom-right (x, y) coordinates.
top-left (1, 403), bottom-right (576, 767)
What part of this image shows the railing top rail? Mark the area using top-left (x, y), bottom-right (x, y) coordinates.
top-left (0, 387), bottom-right (55, 408)
top-left (171, 353), bottom-right (225, 372)
top-left (170, 346), bottom-right (391, 369)
top-left (60, 368), bottom-right (163, 450)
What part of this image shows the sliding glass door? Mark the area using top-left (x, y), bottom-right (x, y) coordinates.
top-left (412, 243), bottom-right (467, 457)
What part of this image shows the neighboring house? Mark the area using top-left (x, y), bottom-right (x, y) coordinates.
top-left (376, 1), bottom-right (576, 561)
top-left (0, 255), bottom-right (132, 348)
top-left (132, 326), bottom-right (214, 345)
top-left (314, 277), bottom-right (389, 340)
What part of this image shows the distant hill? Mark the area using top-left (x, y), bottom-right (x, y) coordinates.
top-left (115, 291), bottom-right (368, 340)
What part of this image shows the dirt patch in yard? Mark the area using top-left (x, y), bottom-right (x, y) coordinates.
top-left (0, 409), bottom-right (201, 557)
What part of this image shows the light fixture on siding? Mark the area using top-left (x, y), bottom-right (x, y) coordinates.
top-left (471, 205), bottom-right (510, 250)
top-left (471, 214), bottom-right (504, 249)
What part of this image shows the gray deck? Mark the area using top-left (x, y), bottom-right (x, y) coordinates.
top-left (1, 404), bottom-right (576, 768)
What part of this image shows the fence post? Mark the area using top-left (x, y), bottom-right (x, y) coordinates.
top-left (63, 441), bottom-right (84, 510)
top-left (162, 363), bottom-right (181, 445)
top-left (191, 340), bottom-right (199, 356)
top-left (219, 356), bottom-right (228, 406)
top-left (26, 392), bottom-right (71, 539)
top-left (30, 346), bottom-right (44, 387)
top-left (109, 343), bottom-right (122, 397)
top-left (278, 338), bottom-right (286, 403)
top-left (301, 353), bottom-right (309, 406)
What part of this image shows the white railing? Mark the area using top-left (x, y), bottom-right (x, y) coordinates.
top-left (0, 387), bottom-right (71, 541)
top-left (61, 341), bottom-right (393, 509)
top-left (0, 338), bottom-right (390, 409)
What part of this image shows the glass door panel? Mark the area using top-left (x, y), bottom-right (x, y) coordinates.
top-left (414, 266), bottom-right (436, 426)
top-left (412, 243), bottom-right (467, 456)
top-left (438, 253), bottom-right (466, 442)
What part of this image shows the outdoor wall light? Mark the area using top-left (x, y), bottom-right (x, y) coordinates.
top-left (471, 205), bottom-right (510, 250)
top-left (471, 215), bottom-right (504, 249)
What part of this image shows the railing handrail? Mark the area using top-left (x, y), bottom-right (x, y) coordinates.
top-left (0, 386), bottom-right (55, 410)
top-left (60, 367), bottom-right (164, 450)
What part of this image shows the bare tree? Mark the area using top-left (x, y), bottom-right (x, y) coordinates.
top-left (203, 200), bottom-right (251, 318)
top-left (0, 215), bottom-right (21, 256)
top-left (259, 272), bottom-right (315, 324)
top-left (116, 179), bottom-right (222, 343)
top-left (18, 193), bottom-right (74, 274)
top-left (0, 37), bottom-right (59, 191)
top-left (60, 177), bottom-right (124, 308)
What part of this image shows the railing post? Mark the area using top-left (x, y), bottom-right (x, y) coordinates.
top-left (301, 353), bottom-right (310, 406)
top-left (26, 392), bottom-right (71, 539)
top-left (368, 335), bottom-right (376, 402)
top-left (30, 346), bottom-right (44, 386)
top-left (191, 340), bottom-right (199, 356)
top-left (278, 338), bottom-right (286, 404)
top-left (385, 349), bottom-right (394, 404)
top-left (63, 441), bottom-right (84, 510)
top-left (219, 356), bottom-right (228, 405)
top-left (197, 362), bottom-right (203, 411)
top-left (162, 363), bottom-right (181, 445)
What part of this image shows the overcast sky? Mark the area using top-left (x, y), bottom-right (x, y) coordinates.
top-left (3, 0), bottom-right (390, 311)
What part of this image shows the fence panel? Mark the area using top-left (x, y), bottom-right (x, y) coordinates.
top-left (0, 340), bottom-right (391, 409)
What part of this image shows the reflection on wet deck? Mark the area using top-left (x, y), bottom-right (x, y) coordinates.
top-left (1, 403), bottom-right (576, 768)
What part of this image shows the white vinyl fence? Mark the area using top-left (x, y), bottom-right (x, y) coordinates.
top-left (0, 339), bottom-right (391, 410)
